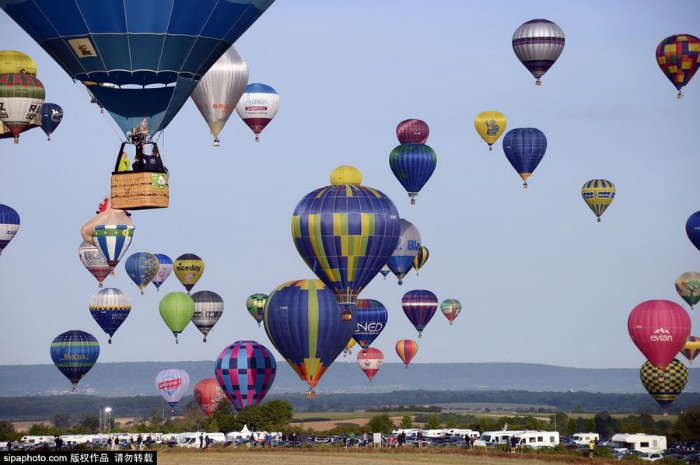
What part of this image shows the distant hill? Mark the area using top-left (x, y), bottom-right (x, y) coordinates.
top-left (1, 361), bottom-right (698, 397)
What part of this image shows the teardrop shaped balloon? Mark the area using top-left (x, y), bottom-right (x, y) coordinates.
top-left (395, 339), bottom-right (418, 368)
top-left (291, 167), bottom-right (401, 319)
top-left (502, 128), bottom-right (547, 188)
top-left (656, 34), bottom-right (700, 98)
top-left (246, 293), bottom-right (268, 327)
top-left (190, 46), bottom-right (249, 146)
top-left (0, 73), bottom-right (45, 143)
top-left (159, 292), bottom-right (195, 343)
top-left (0, 204), bottom-right (20, 255)
top-left (264, 279), bottom-right (354, 397)
top-left (681, 336), bottom-right (700, 365)
top-left (379, 265), bottom-right (391, 279)
top-left (0, 50), bottom-right (37, 75)
top-left (675, 272), bottom-right (700, 309)
top-left (627, 300), bottom-right (691, 371)
top-left (236, 83), bottom-right (279, 142)
top-left (402, 290), bottom-right (438, 338)
top-left (387, 219), bottom-right (421, 285)
top-left (125, 252), bottom-right (160, 295)
top-left (581, 179), bottom-right (615, 222)
top-left (640, 359), bottom-right (687, 415)
top-left (512, 19), bottom-right (565, 85)
top-left (353, 299), bottom-right (388, 350)
top-left (685, 211), bottom-right (700, 252)
top-left (396, 119), bottom-right (429, 144)
top-left (89, 288), bottom-right (131, 344)
top-left (440, 299), bottom-right (462, 325)
top-left (191, 290), bottom-right (224, 342)
top-left (214, 340), bottom-right (276, 410)
top-left (194, 377), bottom-right (227, 417)
top-left (78, 241), bottom-right (112, 287)
top-left (174, 254), bottom-right (205, 294)
top-left (357, 348), bottom-right (383, 383)
top-left (474, 111), bottom-right (507, 150)
top-left (50, 330), bottom-right (100, 392)
top-left (156, 368), bottom-right (190, 409)
top-left (151, 254), bottom-right (173, 291)
top-left (343, 338), bottom-right (356, 357)
top-left (92, 224), bottom-right (135, 268)
top-left (389, 143), bottom-right (437, 205)
top-left (412, 246), bottom-right (429, 275)
top-left (40, 103), bottom-right (63, 140)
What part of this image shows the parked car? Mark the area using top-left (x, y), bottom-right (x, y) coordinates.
top-left (639, 452), bottom-right (664, 461)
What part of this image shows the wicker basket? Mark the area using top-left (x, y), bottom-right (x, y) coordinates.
top-left (111, 171), bottom-right (169, 210)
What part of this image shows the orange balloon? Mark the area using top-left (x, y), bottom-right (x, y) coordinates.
top-left (395, 339), bottom-right (418, 368)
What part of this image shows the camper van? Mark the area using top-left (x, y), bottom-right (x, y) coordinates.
top-left (572, 432), bottom-right (599, 446)
top-left (473, 430), bottom-right (524, 448)
top-left (609, 434), bottom-right (667, 454)
top-left (513, 430), bottom-right (560, 449)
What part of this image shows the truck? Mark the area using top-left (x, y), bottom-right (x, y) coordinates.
top-left (572, 432), bottom-right (599, 446)
top-left (609, 433), bottom-right (667, 454)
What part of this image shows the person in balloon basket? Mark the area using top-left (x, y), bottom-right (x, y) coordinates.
top-left (132, 144), bottom-right (166, 173)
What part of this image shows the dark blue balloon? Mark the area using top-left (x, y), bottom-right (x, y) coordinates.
top-left (50, 330), bottom-right (100, 392)
top-left (40, 103), bottom-right (62, 140)
top-left (686, 211), bottom-right (700, 252)
top-left (389, 143), bottom-right (437, 204)
top-left (401, 289), bottom-right (438, 337)
top-left (502, 128), bottom-right (547, 187)
top-left (352, 299), bottom-right (388, 349)
top-left (0, 204), bottom-right (20, 254)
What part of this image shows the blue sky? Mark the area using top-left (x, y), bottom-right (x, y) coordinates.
top-left (1, 0), bottom-right (699, 371)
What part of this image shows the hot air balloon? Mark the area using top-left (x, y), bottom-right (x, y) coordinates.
top-left (89, 288), bottom-right (131, 344)
top-left (357, 348), bottom-right (383, 383)
top-left (0, 73), bottom-right (45, 143)
top-left (681, 336), bottom-right (700, 365)
top-left (395, 339), bottom-right (418, 368)
top-left (0, 204), bottom-right (20, 255)
top-left (191, 46), bottom-right (248, 146)
top-left (156, 369), bottom-right (190, 409)
top-left (174, 254), bottom-right (205, 294)
top-left (640, 359), bottom-right (688, 415)
top-left (194, 377), bottom-right (227, 417)
top-left (675, 272), bottom-right (700, 309)
top-left (402, 290), bottom-right (438, 338)
top-left (628, 300), bottom-right (691, 372)
top-left (474, 111), bottom-right (507, 151)
top-left (236, 83), bottom-right (279, 141)
top-left (291, 166), bottom-right (401, 320)
top-left (440, 299), bottom-right (462, 325)
top-left (81, 198), bottom-right (133, 246)
top-left (353, 299), bottom-right (388, 349)
top-left (191, 290), bottom-right (224, 342)
top-left (581, 179), bottom-right (615, 222)
top-left (389, 143), bottom-right (437, 205)
top-left (92, 224), bottom-right (135, 268)
top-left (264, 279), bottom-right (354, 398)
top-left (396, 119), bottom-right (429, 144)
top-left (512, 19), bottom-right (565, 85)
top-left (343, 338), bottom-right (356, 357)
top-left (412, 246), bottom-right (429, 275)
top-left (246, 293), bottom-right (268, 327)
top-left (0, 118), bottom-right (38, 140)
top-left (379, 265), bottom-right (391, 279)
top-left (151, 253), bottom-right (173, 291)
top-left (40, 103), bottom-right (62, 140)
top-left (1, 1), bottom-right (275, 138)
top-left (50, 330), bottom-right (99, 392)
top-left (387, 219), bottom-right (421, 285)
top-left (214, 340), bottom-right (276, 410)
top-left (78, 241), bottom-right (112, 287)
top-left (656, 34), bottom-right (700, 98)
top-left (0, 50), bottom-right (37, 75)
top-left (686, 211), bottom-right (700, 253)
top-left (159, 292), bottom-right (195, 343)
top-left (125, 252), bottom-right (160, 295)
top-left (502, 127), bottom-right (547, 188)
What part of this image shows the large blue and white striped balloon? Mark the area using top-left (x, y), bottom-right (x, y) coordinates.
top-left (92, 224), bottom-right (134, 268)
top-left (0, 204), bottom-right (20, 255)
top-left (50, 330), bottom-right (100, 392)
top-left (89, 288), bottom-right (131, 343)
top-left (386, 219), bottom-right (421, 285)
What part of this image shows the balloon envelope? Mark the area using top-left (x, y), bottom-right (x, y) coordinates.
top-left (40, 103), bottom-right (63, 140)
top-left (156, 368), bottom-right (190, 408)
top-left (396, 119), bottom-right (429, 144)
top-left (0, 204), bottom-right (20, 255)
top-left (246, 293), bottom-right (268, 326)
top-left (214, 340), bottom-right (276, 410)
top-left (395, 339), bottom-right (418, 367)
top-left (194, 377), bottom-right (227, 417)
top-left (159, 292), bottom-right (195, 343)
top-left (0, 73), bottom-right (45, 142)
top-left (386, 219), bottom-right (421, 285)
top-left (50, 330), bottom-right (99, 392)
top-left (656, 34), bottom-right (700, 98)
top-left (627, 300), bottom-right (691, 371)
top-left (191, 290), bottom-right (224, 342)
top-left (151, 253), bottom-right (173, 291)
top-left (174, 254), bottom-right (204, 293)
top-left (92, 224), bottom-right (134, 268)
top-left (402, 289), bottom-right (438, 337)
top-left (685, 211), bottom-right (700, 252)
top-left (681, 336), bottom-right (700, 365)
top-left (352, 299), bottom-right (388, 350)
top-left (512, 19), bottom-right (565, 84)
top-left (640, 359), bottom-right (687, 414)
top-left (0, 50), bottom-right (36, 75)
top-left (78, 241), bottom-right (111, 287)
top-left (675, 272), bottom-right (700, 308)
top-left (389, 143), bottom-right (437, 204)
top-left (236, 83), bottom-right (279, 141)
top-left (125, 252), bottom-right (159, 294)
top-left (89, 288), bottom-right (131, 343)
top-left (440, 299), bottom-right (462, 325)
top-left (502, 128), bottom-right (547, 187)
top-left (474, 111), bottom-right (507, 149)
top-left (357, 348), bottom-right (383, 382)
top-left (412, 246), bottom-right (429, 275)
top-left (581, 179), bottom-right (615, 221)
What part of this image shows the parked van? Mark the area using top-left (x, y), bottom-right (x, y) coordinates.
top-left (609, 434), bottom-right (666, 454)
top-left (572, 432), bottom-right (599, 446)
top-left (513, 430), bottom-right (560, 449)
top-left (473, 430), bottom-right (523, 447)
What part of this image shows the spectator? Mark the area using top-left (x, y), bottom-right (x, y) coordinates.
top-left (54, 436), bottom-right (63, 451)
top-left (416, 431), bottom-right (424, 449)
top-left (136, 434), bottom-right (143, 451)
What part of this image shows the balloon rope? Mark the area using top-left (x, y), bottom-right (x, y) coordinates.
top-left (100, 109), bottom-right (126, 143)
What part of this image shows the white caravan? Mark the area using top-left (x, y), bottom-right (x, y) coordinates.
top-left (473, 430), bottom-right (523, 447)
top-left (610, 434), bottom-right (667, 454)
top-left (572, 432), bottom-right (599, 446)
top-left (513, 430), bottom-right (560, 449)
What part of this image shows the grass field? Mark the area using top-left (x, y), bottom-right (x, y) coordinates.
top-left (156, 448), bottom-right (615, 465)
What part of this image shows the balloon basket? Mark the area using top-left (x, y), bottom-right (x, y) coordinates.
top-left (203, 336), bottom-right (207, 342)
top-left (111, 171), bottom-right (169, 210)
top-left (489, 146), bottom-right (493, 151)
top-left (597, 217), bottom-right (601, 223)
top-left (678, 92), bottom-right (683, 99)
top-left (522, 182), bottom-right (528, 188)
top-left (305, 389), bottom-right (316, 399)
top-left (535, 79), bottom-right (541, 86)
top-left (213, 139), bottom-right (220, 147)
top-left (410, 197), bottom-right (416, 205)
top-left (99, 283), bottom-right (103, 288)
top-left (108, 338), bottom-right (112, 344)
top-left (341, 308), bottom-right (353, 321)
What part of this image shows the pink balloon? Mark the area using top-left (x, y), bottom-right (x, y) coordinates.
top-left (628, 300), bottom-right (691, 371)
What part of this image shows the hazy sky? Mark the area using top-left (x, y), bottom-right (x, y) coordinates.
top-left (1, 0), bottom-right (699, 372)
